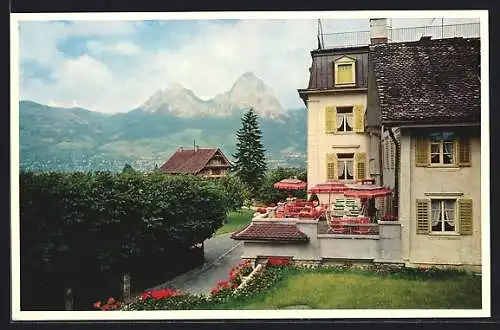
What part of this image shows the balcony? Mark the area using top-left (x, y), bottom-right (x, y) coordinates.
top-left (321, 23), bottom-right (480, 49)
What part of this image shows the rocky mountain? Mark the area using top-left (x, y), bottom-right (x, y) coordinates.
top-left (140, 72), bottom-right (283, 118)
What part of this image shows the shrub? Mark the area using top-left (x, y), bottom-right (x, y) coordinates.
top-left (20, 171), bottom-right (229, 310)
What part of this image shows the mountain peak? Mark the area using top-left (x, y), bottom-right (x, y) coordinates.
top-left (231, 72), bottom-right (266, 91)
top-left (140, 72), bottom-right (284, 118)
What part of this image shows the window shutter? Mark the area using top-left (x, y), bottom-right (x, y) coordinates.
top-left (457, 138), bottom-right (471, 167)
top-left (355, 152), bottom-right (366, 180)
top-left (415, 136), bottom-right (429, 167)
top-left (326, 153), bottom-right (337, 180)
top-left (353, 104), bottom-right (364, 133)
top-left (416, 199), bottom-right (430, 234)
top-left (325, 106), bottom-right (337, 134)
top-left (458, 199), bottom-right (473, 235)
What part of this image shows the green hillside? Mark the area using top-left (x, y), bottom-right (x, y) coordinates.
top-left (19, 101), bottom-right (307, 172)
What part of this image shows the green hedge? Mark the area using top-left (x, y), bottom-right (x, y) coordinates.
top-left (20, 171), bottom-right (229, 310)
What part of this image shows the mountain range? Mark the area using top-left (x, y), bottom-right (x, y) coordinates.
top-left (19, 72), bottom-right (307, 173)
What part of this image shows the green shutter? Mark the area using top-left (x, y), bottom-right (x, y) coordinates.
top-left (355, 152), bottom-right (366, 180)
top-left (353, 104), bottom-right (364, 133)
top-left (415, 137), bottom-right (429, 167)
top-left (458, 199), bottom-right (473, 235)
top-left (325, 106), bottom-right (337, 134)
top-left (416, 199), bottom-right (430, 234)
top-left (457, 139), bottom-right (471, 167)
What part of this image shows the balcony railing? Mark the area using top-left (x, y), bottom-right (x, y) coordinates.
top-left (321, 22), bottom-right (480, 49)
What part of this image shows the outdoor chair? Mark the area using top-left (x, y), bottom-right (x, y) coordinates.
top-left (353, 217), bottom-right (371, 235)
top-left (329, 219), bottom-right (346, 234)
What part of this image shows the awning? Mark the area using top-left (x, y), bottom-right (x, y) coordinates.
top-left (273, 178), bottom-right (307, 190)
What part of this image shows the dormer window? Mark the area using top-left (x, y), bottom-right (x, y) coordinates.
top-left (334, 56), bottom-right (356, 86)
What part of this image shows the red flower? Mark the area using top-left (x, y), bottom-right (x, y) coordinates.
top-left (101, 304), bottom-right (110, 311)
top-left (210, 287), bottom-right (219, 295)
top-left (107, 297), bottom-right (116, 305)
top-left (232, 283), bottom-right (238, 289)
top-left (93, 301), bottom-right (101, 309)
top-left (139, 291), bottom-right (151, 300)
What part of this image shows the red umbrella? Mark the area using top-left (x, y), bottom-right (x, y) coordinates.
top-left (343, 183), bottom-right (392, 198)
top-left (273, 178), bottom-right (307, 190)
top-left (307, 181), bottom-right (348, 208)
top-left (307, 182), bottom-right (348, 194)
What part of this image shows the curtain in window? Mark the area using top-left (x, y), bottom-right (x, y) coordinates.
top-left (346, 160), bottom-right (354, 178)
top-left (337, 161), bottom-right (346, 179)
top-left (345, 114), bottom-right (353, 130)
top-left (444, 200), bottom-right (455, 226)
top-left (431, 201), bottom-right (441, 226)
top-left (336, 115), bottom-right (344, 131)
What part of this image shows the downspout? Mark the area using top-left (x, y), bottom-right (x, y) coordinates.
top-left (376, 128), bottom-right (383, 186)
top-left (386, 127), bottom-right (399, 215)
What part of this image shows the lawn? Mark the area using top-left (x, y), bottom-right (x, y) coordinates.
top-left (216, 267), bottom-right (482, 310)
top-left (215, 209), bottom-right (254, 236)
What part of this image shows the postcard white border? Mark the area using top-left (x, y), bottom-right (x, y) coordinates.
top-left (10, 10), bottom-right (490, 321)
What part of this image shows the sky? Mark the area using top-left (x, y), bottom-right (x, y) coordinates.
top-left (16, 14), bottom-right (481, 114)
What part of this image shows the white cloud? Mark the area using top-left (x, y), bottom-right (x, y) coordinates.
top-left (87, 40), bottom-right (142, 55)
top-left (18, 17), bottom-right (481, 114)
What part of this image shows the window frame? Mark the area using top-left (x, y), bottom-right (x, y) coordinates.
top-left (423, 192), bottom-right (464, 236)
top-left (337, 153), bottom-right (355, 181)
top-left (334, 57), bottom-right (356, 86)
top-left (335, 106), bottom-right (354, 133)
top-left (428, 132), bottom-right (458, 167)
top-left (430, 199), bottom-right (457, 234)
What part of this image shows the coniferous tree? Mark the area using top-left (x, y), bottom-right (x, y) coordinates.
top-left (232, 108), bottom-right (267, 195)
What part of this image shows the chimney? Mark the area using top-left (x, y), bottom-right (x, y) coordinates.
top-left (370, 18), bottom-right (390, 44)
top-left (194, 145), bottom-right (199, 152)
top-left (178, 147), bottom-right (184, 152)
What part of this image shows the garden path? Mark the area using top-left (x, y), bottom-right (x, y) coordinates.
top-left (149, 233), bottom-right (243, 295)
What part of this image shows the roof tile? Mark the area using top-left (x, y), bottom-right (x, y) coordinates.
top-left (231, 223), bottom-right (309, 242)
top-left (371, 37), bottom-right (480, 125)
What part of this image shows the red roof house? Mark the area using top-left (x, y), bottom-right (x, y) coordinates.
top-left (159, 146), bottom-right (232, 178)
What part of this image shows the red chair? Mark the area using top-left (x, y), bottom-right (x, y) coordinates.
top-left (329, 220), bottom-right (346, 234)
top-left (353, 217), bottom-right (370, 235)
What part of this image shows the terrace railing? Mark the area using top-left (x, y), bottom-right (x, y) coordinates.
top-left (321, 22), bottom-right (480, 49)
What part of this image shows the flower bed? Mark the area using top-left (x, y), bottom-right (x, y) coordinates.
top-left (95, 259), bottom-right (473, 310)
top-left (100, 259), bottom-right (256, 310)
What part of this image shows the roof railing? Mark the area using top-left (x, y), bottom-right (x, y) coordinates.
top-left (321, 22), bottom-right (480, 49)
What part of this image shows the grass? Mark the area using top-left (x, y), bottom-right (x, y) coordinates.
top-left (215, 209), bottom-right (254, 236)
top-left (215, 267), bottom-right (482, 310)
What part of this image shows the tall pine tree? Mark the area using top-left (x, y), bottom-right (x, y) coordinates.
top-left (232, 108), bottom-right (267, 195)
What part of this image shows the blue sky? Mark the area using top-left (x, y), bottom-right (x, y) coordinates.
top-left (17, 15), bottom-right (480, 113)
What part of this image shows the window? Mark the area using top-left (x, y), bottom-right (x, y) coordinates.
top-left (415, 131), bottom-right (471, 167)
top-left (337, 153), bottom-right (354, 181)
top-left (430, 132), bottom-right (456, 165)
top-left (431, 199), bottom-right (456, 232)
top-left (336, 107), bottom-right (353, 132)
top-left (334, 56), bottom-right (356, 85)
top-left (337, 64), bottom-right (354, 84)
top-left (212, 168), bottom-right (221, 175)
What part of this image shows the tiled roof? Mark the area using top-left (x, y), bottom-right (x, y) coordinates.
top-left (231, 223), bottom-right (309, 242)
top-left (159, 148), bottom-right (230, 174)
top-left (371, 37), bottom-right (480, 125)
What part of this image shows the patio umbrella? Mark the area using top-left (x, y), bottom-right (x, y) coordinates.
top-left (273, 178), bottom-right (307, 190)
top-left (307, 181), bottom-right (348, 208)
top-left (343, 183), bottom-right (392, 199)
